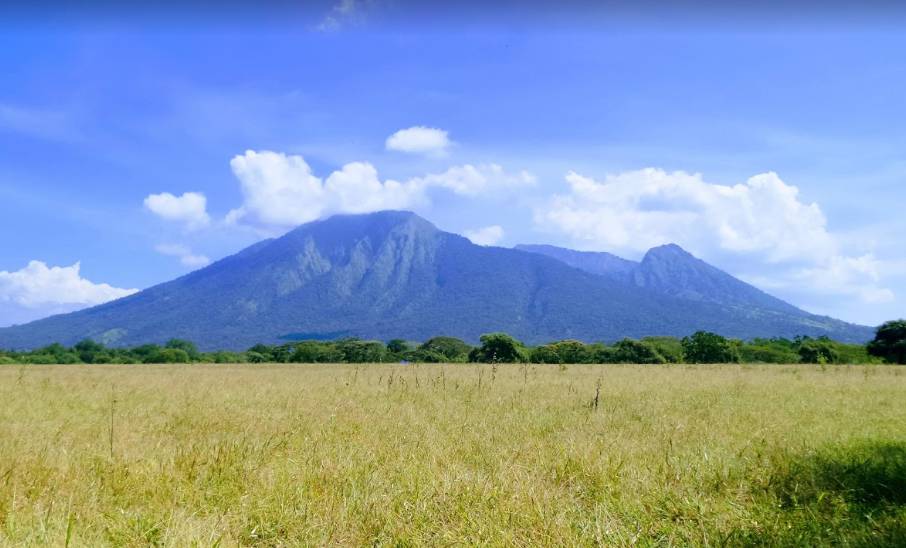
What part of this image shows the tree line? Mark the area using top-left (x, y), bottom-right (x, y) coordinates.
top-left (1, 320), bottom-right (904, 365)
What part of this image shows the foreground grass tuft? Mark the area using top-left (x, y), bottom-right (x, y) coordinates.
top-left (1, 363), bottom-right (904, 546)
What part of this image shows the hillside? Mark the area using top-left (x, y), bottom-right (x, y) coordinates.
top-left (0, 211), bottom-right (873, 350)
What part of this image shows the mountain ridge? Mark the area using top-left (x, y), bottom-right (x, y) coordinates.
top-left (0, 211), bottom-right (873, 350)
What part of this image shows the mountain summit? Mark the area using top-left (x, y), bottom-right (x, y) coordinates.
top-left (0, 211), bottom-right (872, 350)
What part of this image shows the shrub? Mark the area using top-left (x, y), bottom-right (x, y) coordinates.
top-left (468, 333), bottom-right (529, 363)
top-left (612, 339), bottom-right (667, 364)
top-left (867, 320), bottom-right (906, 364)
top-left (682, 331), bottom-right (740, 363)
top-left (418, 337), bottom-right (472, 362)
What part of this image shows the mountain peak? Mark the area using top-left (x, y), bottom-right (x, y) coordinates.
top-left (0, 210), bottom-right (872, 349)
top-left (643, 243), bottom-right (695, 262)
top-left (279, 210), bottom-right (438, 249)
top-left (296, 210), bottom-right (435, 233)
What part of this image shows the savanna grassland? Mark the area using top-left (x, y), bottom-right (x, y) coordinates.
top-left (1, 363), bottom-right (905, 546)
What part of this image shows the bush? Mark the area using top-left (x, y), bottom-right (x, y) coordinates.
top-left (867, 320), bottom-right (906, 364)
top-left (335, 339), bottom-right (388, 363)
top-left (641, 337), bottom-right (684, 363)
top-left (469, 333), bottom-right (528, 363)
top-left (418, 337), bottom-right (472, 362)
top-left (612, 339), bottom-right (666, 364)
top-left (798, 338), bottom-right (839, 364)
top-left (530, 344), bottom-right (562, 364)
top-left (682, 331), bottom-right (740, 363)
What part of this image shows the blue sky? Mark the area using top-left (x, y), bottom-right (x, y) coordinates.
top-left (1, 2), bottom-right (905, 327)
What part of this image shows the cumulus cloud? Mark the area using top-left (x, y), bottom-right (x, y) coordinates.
top-left (463, 225), bottom-right (505, 246)
top-left (790, 254), bottom-right (895, 304)
top-left (226, 149), bottom-right (533, 228)
top-left (538, 168), bottom-right (834, 262)
top-left (0, 260), bottom-right (137, 309)
top-left (227, 151), bottom-right (326, 227)
top-left (536, 168), bottom-right (893, 304)
top-left (386, 126), bottom-right (452, 155)
top-left (154, 244), bottom-right (211, 268)
top-left (144, 191), bottom-right (210, 230)
top-left (324, 161), bottom-right (426, 213)
top-left (411, 163), bottom-right (535, 196)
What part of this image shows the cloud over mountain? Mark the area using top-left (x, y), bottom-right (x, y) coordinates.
top-left (224, 149), bottom-right (533, 229)
top-left (464, 225), bottom-right (505, 246)
top-left (535, 168), bottom-right (894, 304)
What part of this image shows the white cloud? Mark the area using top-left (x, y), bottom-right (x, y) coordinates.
top-left (463, 225), bottom-right (505, 246)
top-left (324, 161), bottom-right (426, 213)
top-left (318, 0), bottom-right (366, 31)
top-left (154, 244), bottom-right (211, 268)
top-left (144, 191), bottom-right (210, 230)
top-left (789, 254), bottom-right (895, 304)
top-left (386, 126), bottom-right (452, 155)
top-left (539, 168), bottom-right (834, 262)
top-left (411, 163), bottom-right (536, 196)
top-left (0, 260), bottom-right (137, 309)
top-left (227, 150), bottom-right (325, 227)
top-left (536, 168), bottom-right (893, 304)
top-left (227, 149), bottom-right (533, 228)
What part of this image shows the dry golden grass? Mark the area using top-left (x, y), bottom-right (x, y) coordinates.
top-left (1, 363), bottom-right (905, 546)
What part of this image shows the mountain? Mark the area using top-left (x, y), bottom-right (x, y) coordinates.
top-left (630, 244), bottom-right (803, 313)
top-left (514, 244), bottom-right (638, 277)
top-left (518, 243), bottom-right (802, 314)
top-left (0, 211), bottom-right (873, 350)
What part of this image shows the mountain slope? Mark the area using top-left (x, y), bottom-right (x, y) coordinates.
top-left (631, 244), bottom-right (801, 313)
top-left (0, 211), bottom-right (873, 350)
top-left (517, 242), bottom-right (866, 339)
top-left (514, 244), bottom-right (638, 277)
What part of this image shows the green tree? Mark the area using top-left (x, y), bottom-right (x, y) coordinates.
top-left (612, 339), bottom-right (667, 364)
top-left (246, 351), bottom-right (268, 364)
top-left (418, 336), bottom-right (472, 362)
top-left (159, 348), bottom-right (190, 363)
top-left (641, 337), bottom-right (684, 363)
top-left (867, 320), bottom-right (906, 364)
top-left (740, 339), bottom-right (800, 364)
top-left (386, 339), bottom-right (411, 354)
top-left (400, 348), bottom-right (447, 363)
top-left (165, 339), bottom-right (199, 360)
top-left (549, 340), bottom-right (591, 364)
top-left (208, 351), bottom-right (247, 363)
top-left (74, 339), bottom-right (108, 363)
top-left (468, 333), bottom-right (528, 363)
top-left (797, 337), bottom-right (839, 364)
top-left (336, 339), bottom-right (388, 363)
top-left (530, 344), bottom-right (562, 364)
top-left (587, 343), bottom-right (617, 364)
top-left (247, 344), bottom-right (275, 362)
top-left (681, 331), bottom-right (739, 364)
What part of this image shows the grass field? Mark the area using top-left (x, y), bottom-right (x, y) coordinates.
top-left (1, 363), bottom-right (905, 546)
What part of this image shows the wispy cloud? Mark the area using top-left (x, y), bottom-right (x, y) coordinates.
top-left (0, 103), bottom-right (81, 142)
top-left (463, 225), bottom-right (505, 246)
top-left (154, 244), bottom-right (211, 269)
top-left (317, 0), bottom-right (369, 31)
